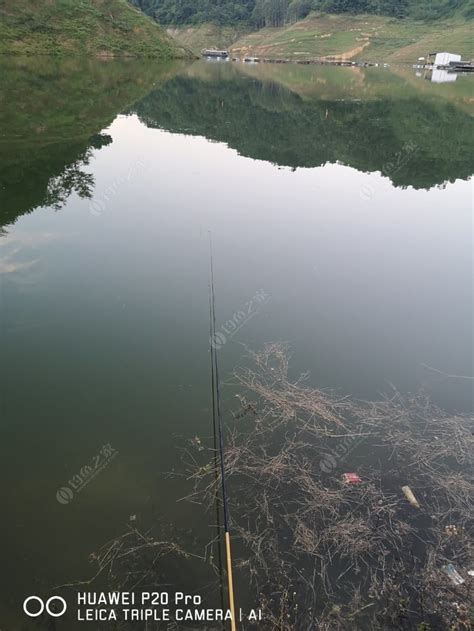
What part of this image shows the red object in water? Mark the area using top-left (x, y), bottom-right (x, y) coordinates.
top-left (343, 473), bottom-right (362, 484)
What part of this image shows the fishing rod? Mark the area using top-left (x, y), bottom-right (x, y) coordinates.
top-left (208, 234), bottom-right (237, 631)
top-left (208, 253), bottom-right (225, 615)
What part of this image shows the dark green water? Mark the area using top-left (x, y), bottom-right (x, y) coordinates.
top-left (0, 58), bottom-right (472, 629)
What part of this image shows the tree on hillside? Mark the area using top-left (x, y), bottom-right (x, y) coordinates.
top-left (287, 0), bottom-right (312, 22)
top-left (129, 0), bottom-right (471, 24)
top-left (252, 0), bottom-right (293, 26)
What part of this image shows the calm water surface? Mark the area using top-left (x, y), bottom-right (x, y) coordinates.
top-left (0, 58), bottom-right (472, 629)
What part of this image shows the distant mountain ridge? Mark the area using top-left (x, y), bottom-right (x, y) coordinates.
top-left (0, 0), bottom-right (189, 56)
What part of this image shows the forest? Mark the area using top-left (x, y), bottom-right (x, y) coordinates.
top-left (130, 0), bottom-right (473, 26)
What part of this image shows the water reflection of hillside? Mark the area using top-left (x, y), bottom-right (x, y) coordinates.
top-left (231, 62), bottom-right (474, 115)
top-left (133, 63), bottom-right (473, 190)
top-left (0, 58), bottom-right (183, 230)
top-left (1, 59), bottom-right (472, 231)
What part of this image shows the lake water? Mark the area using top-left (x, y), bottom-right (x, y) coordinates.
top-left (0, 58), bottom-right (472, 629)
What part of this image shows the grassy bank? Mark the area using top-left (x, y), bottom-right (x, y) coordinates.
top-left (167, 23), bottom-right (248, 55)
top-left (0, 0), bottom-right (189, 57)
top-left (170, 12), bottom-right (473, 63)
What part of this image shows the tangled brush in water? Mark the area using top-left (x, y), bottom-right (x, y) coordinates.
top-left (185, 343), bottom-right (473, 630)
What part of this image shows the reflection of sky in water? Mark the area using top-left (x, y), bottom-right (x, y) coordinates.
top-left (3, 115), bottom-right (472, 406)
top-left (0, 232), bottom-right (57, 274)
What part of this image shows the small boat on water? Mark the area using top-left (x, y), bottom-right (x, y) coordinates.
top-left (423, 52), bottom-right (474, 73)
top-left (449, 61), bottom-right (474, 72)
top-left (202, 49), bottom-right (229, 59)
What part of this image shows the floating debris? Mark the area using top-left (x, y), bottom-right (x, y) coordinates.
top-left (443, 564), bottom-right (465, 585)
top-left (401, 485), bottom-right (420, 508)
top-left (343, 473), bottom-right (362, 485)
top-left (191, 436), bottom-right (205, 451)
top-left (445, 524), bottom-right (459, 536)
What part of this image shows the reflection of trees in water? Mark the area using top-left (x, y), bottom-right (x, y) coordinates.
top-left (0, 55), bottom-right (178, 231)
top-left (3, 68), bottom-right (473, 232)
top-left (43, 134), bottom-right (112, 211)
top-left (133, 74), bottom-right (473, 190)
top-left (44, 158), bottom-right (94, 211)
top-left (249, 80), bottom-right (299, 112)
top-left (0, 133), bottom-right (111, 229)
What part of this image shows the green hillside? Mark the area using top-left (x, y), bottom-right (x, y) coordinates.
top-left (171, 13), bottom-right (473, 62)
top-left (0, 0), bottom-right (189, 57)
top-left (132, 1), bottom-right (473, 62)
top-left (228, 12), bottom-right (474, 62)
top-left (166, 23), bottom-right (250, 53)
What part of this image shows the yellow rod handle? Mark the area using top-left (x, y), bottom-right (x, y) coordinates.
top-left (225, 531), bottom-right (237, 631)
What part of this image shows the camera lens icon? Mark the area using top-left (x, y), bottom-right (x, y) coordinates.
top-left (23, 596), bottom-right (67, 618)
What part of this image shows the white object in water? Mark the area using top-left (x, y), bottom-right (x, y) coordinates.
top-left (443, 564), bottom-right (465, 586)
top-left (402, 485), bottom-right (420, 508)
